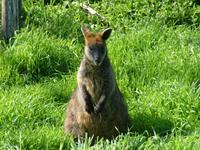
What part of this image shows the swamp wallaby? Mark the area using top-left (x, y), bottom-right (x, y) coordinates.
top-left (64, 27), bottom-right (129, 140)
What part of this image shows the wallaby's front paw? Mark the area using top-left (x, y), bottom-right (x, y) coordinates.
top-left (94, 106), bottom-right (103, 115)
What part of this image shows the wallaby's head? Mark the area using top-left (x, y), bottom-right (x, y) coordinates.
top-left (81, 27), bottom-right (112, 66)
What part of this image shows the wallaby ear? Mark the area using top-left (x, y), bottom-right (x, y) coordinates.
top-left (101, 28), bottom-right (112, 41)
top-left (81, 27), bottom-right (90, 38)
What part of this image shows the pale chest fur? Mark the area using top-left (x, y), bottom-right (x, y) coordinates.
top-left (82, 69), bottom-right (104, 104)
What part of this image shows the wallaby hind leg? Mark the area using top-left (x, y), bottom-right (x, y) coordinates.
top-left (65, 112), bottom-right (85, 138)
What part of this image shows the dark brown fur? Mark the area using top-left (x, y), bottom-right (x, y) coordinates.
top-left (64, 28), bottom-right (129, 140)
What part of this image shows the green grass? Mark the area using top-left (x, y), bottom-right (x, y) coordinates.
top-left (0, 0), bottom-right (200, 149)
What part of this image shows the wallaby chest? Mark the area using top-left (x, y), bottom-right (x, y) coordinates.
top-left (82, 68), bottom-right (104, 104)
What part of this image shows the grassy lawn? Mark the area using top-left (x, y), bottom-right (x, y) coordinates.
top-left (0, 0), bottom-right (200, 149)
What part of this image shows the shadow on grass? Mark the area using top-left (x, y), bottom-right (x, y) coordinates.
top-left (195, 0), bottom-right (200, 5)
top-left (52, 91), bottom-right (72, 105)
top-left (129, 113), bottom-right (174, 137)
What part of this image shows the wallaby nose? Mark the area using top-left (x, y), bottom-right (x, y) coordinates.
top-left (95, 57), bottom-right (101, 65)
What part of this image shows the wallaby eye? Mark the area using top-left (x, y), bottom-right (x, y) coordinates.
top-left (88, 44), bottom-right (105, 53)
top-left (98, 44), bottom-right (104, 50)
top-left (91, 47), bottom-right (96, 51)
top-left (89, 45), bottom-right (95, 51)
